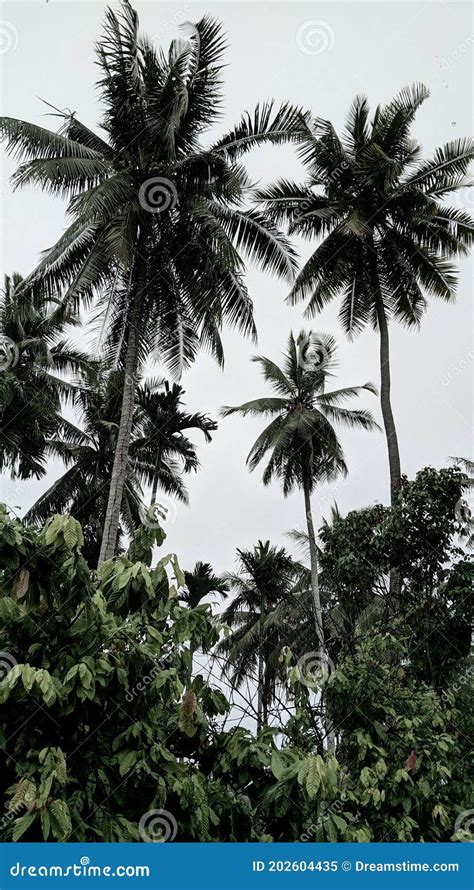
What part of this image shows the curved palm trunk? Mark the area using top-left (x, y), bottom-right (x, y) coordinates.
top-left (374, 290), bottom-right (401, 503)
top-left (98, 264), bottom-right (144, 566)
top-left (374, 288), bottom-right (402, 602)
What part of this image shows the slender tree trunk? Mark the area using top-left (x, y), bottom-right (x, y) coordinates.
top-left (374, 290), bottom-right (401, 504)
top-left (374, 287), bottom-right (402, 602)
top-left (257, 598), bottom-right (265, 732)
top-left (262, 677), bottom-right (269, 726)
top-left (150, 446), bottom-right (162, 506)
top-left (302, 472), bottom-right (324, 651)
top-left (302, 468), bottom-right (335, 753)
top-left (98, 263), bottom-right (144, 566)
top-left (257, 653), bottom-right (264, 732)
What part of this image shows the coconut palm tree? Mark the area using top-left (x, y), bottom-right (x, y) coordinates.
top-left (0, 273), bottom-right (92, 480)
top-left (255, 85), bottom-right (474, 502)
top-left (26, 368), bottom-right (213, 565)
top-left (134, 380), bottom-right (216, 506)
top-left (221, 331), bottom-right (379, 662)
top-left (217, 541), bottom-right (305, 730)
top-left (0, 2), bottom-right (307, 564)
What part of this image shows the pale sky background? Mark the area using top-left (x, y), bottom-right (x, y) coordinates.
top-left (1, 0), bottom-right (473, 577)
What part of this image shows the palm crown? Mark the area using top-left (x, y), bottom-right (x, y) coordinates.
top-left (26, 368), bottom-right (214, 564)
top-left (133, 379), bottom-right (217, 504)
top-left (0, 274), bottom-right (91, 479)
top-left (256, 84), bottom-right (473, 331)
top-left (222, 331), bottom-right (378, 494)
top-left (1, 4), bottom-right (305, 373)
top-left (217, 541), bottom-right (305, 726)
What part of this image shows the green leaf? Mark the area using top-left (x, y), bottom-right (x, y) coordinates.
top-left (306, 757), bottom-right (321, 799)
top-left (48, 800), bottom-right (72, 841)
top-left (12, 811), bottom-right (37, 841)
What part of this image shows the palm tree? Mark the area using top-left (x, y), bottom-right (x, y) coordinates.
top-left (0, 273), bottom-right (91, 479)
top-left (255, 85), bottom-right (474, 502)
top-left (181, 561), bottom-right (229, 609)
top-left (26, 367), bottom-right (213, 564)
top-left (0, 2), bottom-right (307, 564)
top-left (221, 332), bottom-right (378, 663)
top-left (134, 380), bottom-right (216, 506)
top-left (180, 562), bottom-right (229, 681)
top-left (217, 541), bottom-right (304, 730)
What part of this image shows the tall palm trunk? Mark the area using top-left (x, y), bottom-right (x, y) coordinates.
top-left (374, 290), bottom-right (401, 503)
top-left (302, 466), bottom-right (335, 753)
top-left (150, 446), bottom-right (162, 506)
top-left (257, 596), bottom-right (265, 731)
top-left (257, 653), bottom-right (264, 732)
top-left (98, 256), bottom-right (145, 566)
top-left (374, 287), bottom-right (402, 602)
top-left (302, 471), bottom-right (324, 652)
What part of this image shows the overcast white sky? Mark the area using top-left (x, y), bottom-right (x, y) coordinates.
top-left (1, 0), bottom-right (473, 575)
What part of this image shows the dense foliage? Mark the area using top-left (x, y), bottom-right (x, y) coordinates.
top-left (0, 466), bottom-right (471, 842)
